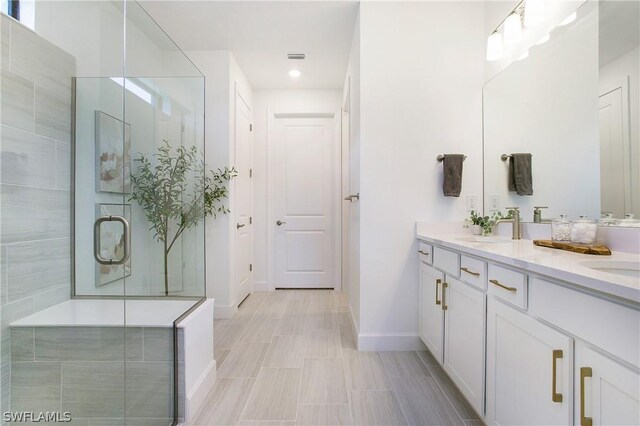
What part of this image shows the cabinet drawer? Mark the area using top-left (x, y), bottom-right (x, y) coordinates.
top-left (530, 277), bottom-right (640, 368)
top-left (488, 264), bottom-right (527, 309)
top-left (418, 241), bottom-right (433, 265)
top-left (459, 255), bottom-right (487, 290)
top-left (433, 246), bottom-right (460, 277)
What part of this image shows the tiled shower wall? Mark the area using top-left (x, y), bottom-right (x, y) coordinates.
top-left (0, 14), bottom-right (75, 415)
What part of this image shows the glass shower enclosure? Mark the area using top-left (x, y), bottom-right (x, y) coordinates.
top-left (1, 1), bottom-right (205, 424)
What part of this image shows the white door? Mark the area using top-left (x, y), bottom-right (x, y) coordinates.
top-left (419, 262), bottom-right (445, 362)
top-left (599, 88), bottom-right (627, 217)
top-left (443, 277), bottom-right (485, 415)
top-left (274, 115), bottom-right (335, 288)
top-left (235, 91), bottom-right (252, 304)
top-left (486, 298), bottom-right (573, 425)
top-left (576, 344), bottom-right (640, 426)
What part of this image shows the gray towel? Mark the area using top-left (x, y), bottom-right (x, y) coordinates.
top-left (508, 153), bottom-right (533, 196)
top-left (442, 154), bottom-right (464, 197)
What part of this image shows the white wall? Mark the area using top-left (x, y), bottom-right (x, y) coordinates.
top-left (356, 2), bottom-right (485, 350)
top-left (600, 46), bottom-right (640, 218)
top-left (252, 90), bottom-right (342, 291)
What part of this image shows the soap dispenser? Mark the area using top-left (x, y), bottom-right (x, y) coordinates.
top-left (533, 206), bottom-right (548, 223)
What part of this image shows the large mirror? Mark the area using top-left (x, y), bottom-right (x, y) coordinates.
top-left (483, 0), bottom-right (639, 225)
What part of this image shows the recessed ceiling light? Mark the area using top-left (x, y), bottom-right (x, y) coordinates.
top-left (289, 69), bottom-right (301, 78)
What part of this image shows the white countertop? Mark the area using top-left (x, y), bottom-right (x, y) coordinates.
top-left (416, 230), bottom-right (640, 304)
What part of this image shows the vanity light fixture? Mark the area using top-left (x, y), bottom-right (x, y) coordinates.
top-left (486, 31), bottom-right (504, 61)
top-left (504, 12), bottom-right (523, 45)
top-left (289, 69), bottom-right (301, 78)
top-left (559, 12), bottom-right (577, 26)
top-left (524, 0), bottom-right (545, 27)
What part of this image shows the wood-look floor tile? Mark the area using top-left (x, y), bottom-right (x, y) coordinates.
top-left (301, 329), bottom-right (342, 358)
top-left (298, 358), bottom-right (348, 404)
top-left (241, 368), bottom-right (301, 421)
top-left (463, 420), bottom-right (485, 425)
top-left (262, 336), bottom-right (306, 368)
top-left (342, 350), bottom-right (391, 391)
top-left (391, 376), bottom-right (464, 425)
top-left (349, 390), bottom-right (407, 426)
top-left (215, 320), bottom-right (249, 350)
top-left (239, 421), bottom-right (296, 425)
top-left (296, 404), bottom-right (352, 425)
top-left (217, 341), bottom-right (270, 379)
top-left (239, 318), bottom-right (280, 343)
top-left (416, 349), bottom-right (440, 367)
top-left (275, 314), bottom-right (307, 336)
top-left (188, 378), bottom-right (255, 426)
top-left (380, 352), bottom-right (430, 378)
top-left (214, 349), bottom-right (230, 369)
top-left (428, 365), bottom-right (480, 420)
top-left (303, 311), bottom-right (338, 330)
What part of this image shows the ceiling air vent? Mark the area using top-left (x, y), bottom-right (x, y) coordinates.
top-left (287, 53), bottom-right (306, 60)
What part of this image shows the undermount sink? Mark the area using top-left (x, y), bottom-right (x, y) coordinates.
top-left (454, 236), bottom-right (512, 244)
top-left (579, 260), bottom-right (640, 279)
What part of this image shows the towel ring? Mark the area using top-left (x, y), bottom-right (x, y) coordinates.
top-left (437, 155), bottom-right (467, 162)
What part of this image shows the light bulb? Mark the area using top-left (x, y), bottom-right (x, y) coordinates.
top-left (289, 69), bottom-right (301, 78)
top-left (559, 12), bottom-right (576, 26)
top-left (486, 31), bottom-right (503, 61)
top-left (535, 33), bottom-right (550, 45)
top-left (524, 0), bottom-right (545, 27)
top-left (504, 12), bottom-right (523, 46)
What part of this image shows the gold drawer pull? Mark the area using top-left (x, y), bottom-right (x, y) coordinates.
top-left (442, 282), bottom-right (448, 311)
top-left (435, 279), bottom-right (441, 305)
top-left (489, 279), bottom-right (517, 292)
top-left (552, 349), bottom-right (563, 403)
top-left (418, 250), bottom-right (430, 255)
top-left (460, 267), bottom-right (480, 277)
top-left (580, 367), bottom-right (593, 426)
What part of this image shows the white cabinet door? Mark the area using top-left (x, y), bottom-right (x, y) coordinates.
top-left (486, 298), bottom-right (573, 425)
top-left (444, 276), bottom-right (485, 415)
top-left (576, 344), bottom-right (640, 426)
top-left (419, 262), bottom-right (445, 362)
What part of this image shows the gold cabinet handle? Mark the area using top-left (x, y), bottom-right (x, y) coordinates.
top-left (435, 279), bottom-right (441, 305)
top-left (442, 282), bottom-right (448, 311)
top-left (580, 367), bottom-right (593, 426)
top-left (489, 279), bottom-right (517, 292)
top-left (552, 349), bottom-right (563, 403)
top-left (460, 267), bottom-right (480, 277)
top-left (418, 250), bottom-right (430, 255)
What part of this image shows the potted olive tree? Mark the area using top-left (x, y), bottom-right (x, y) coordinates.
top-left (130, 141), bottom-right (236, 296)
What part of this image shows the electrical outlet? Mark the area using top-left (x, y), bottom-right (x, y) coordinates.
top-left (467, 195), bottom-right (477, 212)
top-left (489, 195), bottom-right (500, 211)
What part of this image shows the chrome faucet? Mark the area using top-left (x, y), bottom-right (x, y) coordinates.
top-left (495, 207), bottom-right (521, 240)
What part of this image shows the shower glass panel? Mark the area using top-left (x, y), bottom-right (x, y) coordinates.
top-left (0, 1), bottom-right (204, 425)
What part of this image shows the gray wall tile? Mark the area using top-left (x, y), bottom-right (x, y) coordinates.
top-left (1, 244), bottom-right (7, 306)
top-left (1, 298), bottom-right (34, 362)
top-left (10, 327), bottom-right (34, 361)
top-left (142, 327), bottom-right (173, 361)
top-left (1, 125), bottom-right (56, 188)
top-left (125, 361), bottom-right (173, 419)
top-left (61, 361), bottom-right (125, 418)
top-left (35, 85), bottom-right (71, 142)
top-left (1, 16), bottom-right (10, 68)
top-left (10, 361), bottom-right (61, 412)
top-left (10, 22), bottom-right (74, 97)
top-left (32, 284), bottom-right (70, 312)
top-left (6, 238), bottom-right (70, 303)
top-left (56, 142), bottom-right (71, 190)
top-left (1, 69), bottom-right (34, 131)
top-left (35, 327), bottom-right (142, 362)
top-left (1, 362), bottom-right (9, 416)
top-left (0, 184), bottom-right (70, 244)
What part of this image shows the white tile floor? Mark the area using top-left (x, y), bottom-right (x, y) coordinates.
top-left (188, 290), bottom-right (482, 426)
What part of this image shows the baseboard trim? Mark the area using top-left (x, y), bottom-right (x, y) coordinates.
top-left (357, 332), bottom-right (427, 351)
top-left (253, 280), bottom-right (268, 292)
top-left (185, 359), bottom-right (216, 422)
top-left (214, 304), bottom-right (238, 319)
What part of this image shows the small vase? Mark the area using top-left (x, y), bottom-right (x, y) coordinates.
top-left (470, 225), bottom-right (482, 235)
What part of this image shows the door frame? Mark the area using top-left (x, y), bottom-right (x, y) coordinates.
top-left (266, 111), bottom-right (342, 291)
top-left (341, 79), bottom-right (351, 298)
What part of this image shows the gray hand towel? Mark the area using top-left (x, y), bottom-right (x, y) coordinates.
top-left (508, 153), bottom-right (533, 196)
top-left (442, 154), bottom-right (464, 197)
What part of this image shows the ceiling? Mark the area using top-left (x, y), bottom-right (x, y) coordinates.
top-left (599, 0), bottom-right (640, 67)
top-left (139, 1), bottom-right (359, 90)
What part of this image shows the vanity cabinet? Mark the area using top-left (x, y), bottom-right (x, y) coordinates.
top-left (486, 298), bottom-right (573, 425)
top-left (419, 254), bottom-right (486, 415)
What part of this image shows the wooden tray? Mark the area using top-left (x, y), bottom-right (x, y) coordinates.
top-left (533, 240), bottom-right (611, 256)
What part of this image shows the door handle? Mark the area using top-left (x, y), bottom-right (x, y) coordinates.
top-left (344, 193), bottom-right (360, 201)
top-left (489, 279), bottom-right (517, 292)
top-left (94, 215), bottom-right (130, 265)
top-left (435, 279), bottom-right (441, 305)
top-left (580, 367), bottom-right (593, 426)
top-left (276, 220), bottom-right (286, 226)
top-left (460, 267), bottom-right (480, 277)
top-left (237, 223), bottom-right (245, 229)
top-left (552, 349), bottom-right (563, 403)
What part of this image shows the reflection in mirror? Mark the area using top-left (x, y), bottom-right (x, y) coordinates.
top-left (483, 1), bottom-right (600, 222)
top-left (599, 0), bottom-right (640, 221)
